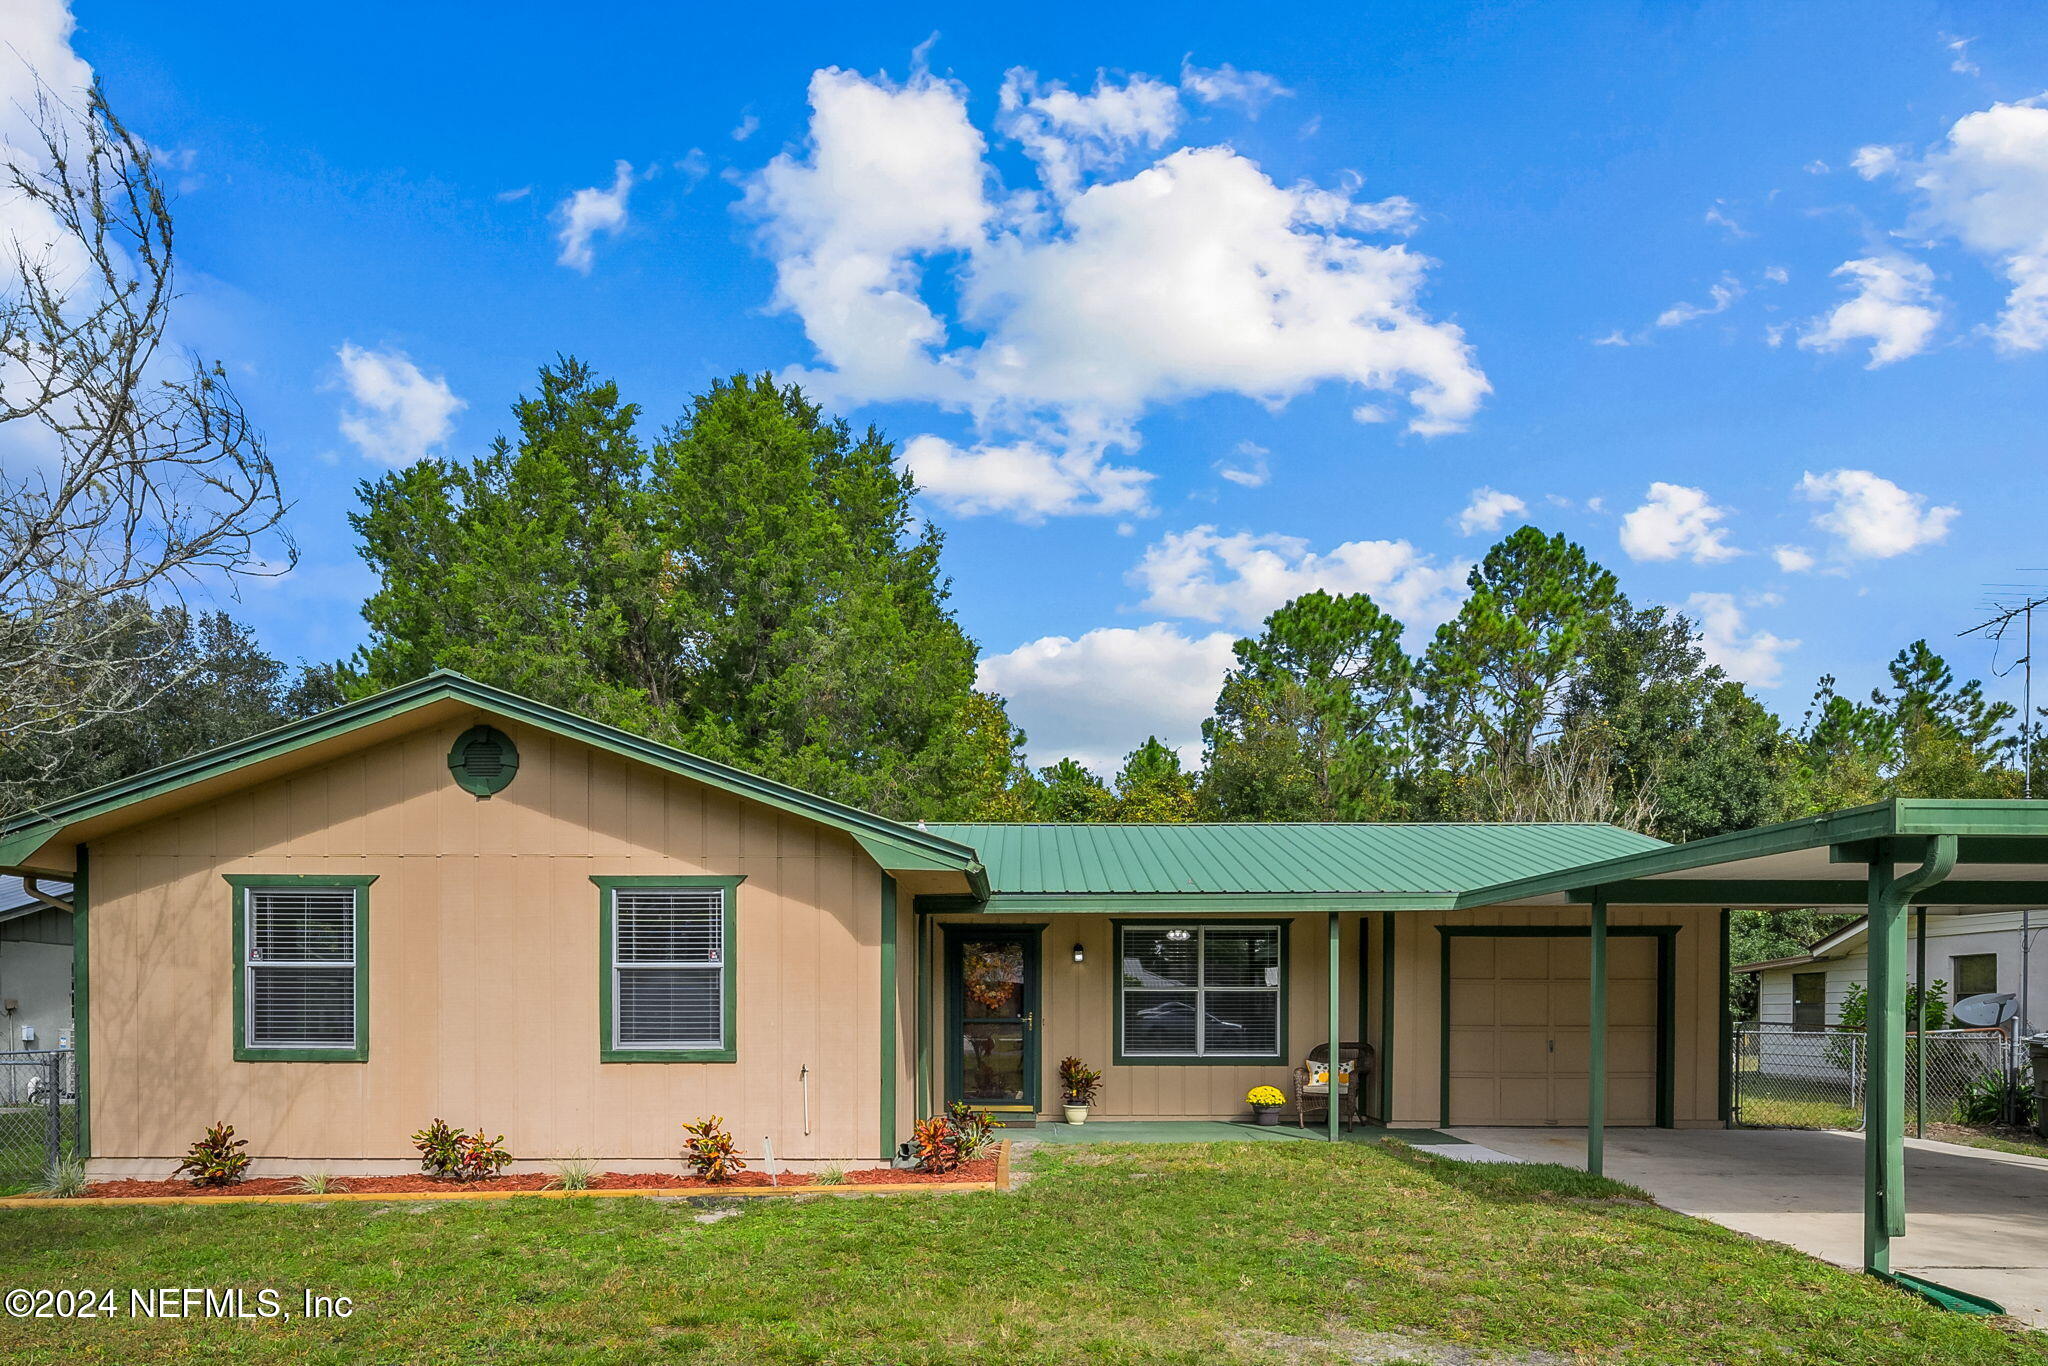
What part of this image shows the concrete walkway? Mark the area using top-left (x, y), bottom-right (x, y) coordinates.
top-left (1448, 1126), bottom-right (2048, 1327)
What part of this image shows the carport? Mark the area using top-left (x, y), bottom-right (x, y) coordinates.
top-left (1462, 797), bottom-right (2048, 1298)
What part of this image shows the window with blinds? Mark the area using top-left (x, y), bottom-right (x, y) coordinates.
top-left (1119, 924), bottom-right (1282, 1060)
top-left (244, 886), bottom-right (361, 1050)
top-left (611, 886), bottom-right (726, 1051)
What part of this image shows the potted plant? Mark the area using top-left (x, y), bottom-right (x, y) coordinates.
top-left (1247, 1086), bottom-right (1286, 1126)
top-left (1058, 1056), bottom-right (1102, 1125)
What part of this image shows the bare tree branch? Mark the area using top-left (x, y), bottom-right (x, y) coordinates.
top-left (0, 74), bottom-right (292, 809)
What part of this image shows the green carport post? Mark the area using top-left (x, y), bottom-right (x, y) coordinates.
top-left (1329, 912), bottom-right (1341, 1144)
top-left (1862, 837), bottom-right (1956, 1276)
top-left (1588, 895), bottom-right (1607, 1178)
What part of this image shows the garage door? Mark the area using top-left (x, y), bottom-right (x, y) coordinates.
top-left (1447, 934), bottom-right (1659, 1127)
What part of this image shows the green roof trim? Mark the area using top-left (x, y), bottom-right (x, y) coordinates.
top-left (1451, 797), bottom-right (2048, 909)
top-left (0, 671), bottom-right (985, 889)
top-left (922, 821), bottom-right (1664, 900)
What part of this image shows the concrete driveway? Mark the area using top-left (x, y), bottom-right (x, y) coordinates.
top-left (1446, 1126), bottom-right (2048, 1327)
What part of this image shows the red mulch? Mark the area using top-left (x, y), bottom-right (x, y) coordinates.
top-left (63, 1157), bottom-right (999, 1200)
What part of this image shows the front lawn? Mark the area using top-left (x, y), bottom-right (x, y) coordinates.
top-left (1, 1140), bottom-right (2041, 1364)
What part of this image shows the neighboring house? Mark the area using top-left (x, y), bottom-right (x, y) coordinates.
top-left (0, 672), bottom-right (1734, 1179)
top-left (0, 874), bottom-right (74, 1054)
top-left (1739, 911), bottom-right (2047, 1035)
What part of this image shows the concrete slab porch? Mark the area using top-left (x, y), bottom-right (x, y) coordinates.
top-left (1026, 1120), bottom-right (1467, 1146)
top-left (1448, 1126), bottom-right (2048, 1328)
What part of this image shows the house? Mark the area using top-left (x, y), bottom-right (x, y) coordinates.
top-left (0, 874), bottom-right (73, 1055)
top-left (1739, 910), bottom-right (2045, 1034)
top-left (0, 671), bottom-right (1735, 1178)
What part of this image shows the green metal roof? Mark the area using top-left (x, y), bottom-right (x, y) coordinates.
top-left (922, 822), bottom-right (1665, 902)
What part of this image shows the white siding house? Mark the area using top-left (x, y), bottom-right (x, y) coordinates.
top-left (1742, 910), bottom-right (2047, 1034)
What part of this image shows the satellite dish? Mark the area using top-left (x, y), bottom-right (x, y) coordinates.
top-left (1951, 993), bottom-right (2019, 1027)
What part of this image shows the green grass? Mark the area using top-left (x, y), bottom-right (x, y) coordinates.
top-left (1, 1141), bottom-right (2041, 1364)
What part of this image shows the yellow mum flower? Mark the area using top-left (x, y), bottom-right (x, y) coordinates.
top-left (1247, 1086), bottom-right (1286, 1106)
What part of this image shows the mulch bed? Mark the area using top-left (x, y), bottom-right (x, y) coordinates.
top-left (67, 1158), bottom-right (999, 1200)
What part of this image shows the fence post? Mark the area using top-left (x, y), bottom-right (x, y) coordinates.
top-left (45, 1053), bottom-right (62, 1172)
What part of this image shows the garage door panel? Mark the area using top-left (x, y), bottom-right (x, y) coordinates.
top-left (1497, 983), bottom-right (1550, 1026)
top-left (1494, 1029), bottom-right (1548, 1075)
top-left (1445, 933), bottom-right (1666, 1129)
top-left (1450, 982), bottom-right (1496, 1026)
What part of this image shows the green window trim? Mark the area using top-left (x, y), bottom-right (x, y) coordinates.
top-left (1111, 918), bottom-right (1289, 1067)
top-left (594, 875), bottom-right (743, 1063)
top-left (226, 874), bottom-right (376, 1063)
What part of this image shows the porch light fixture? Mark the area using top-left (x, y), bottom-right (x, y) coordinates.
top-left (1165, 928), bottom-right (1192, 942)
top-left (1072, 942), bottom-right (1085, 963)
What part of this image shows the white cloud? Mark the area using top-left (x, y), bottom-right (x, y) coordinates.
top-left (731, 113), bottom-right (759, 142)
top-left (977, 624), bottom-right (1236, 771)
top-left (999, 69), bottom-right (1182, 200)
top-left (1763, 265), bottom-right (1790, 284)
top-left (1215, 440), bottom-right (1270, 488)
top-left (744, 64), bottom-right (1487, 520)
top-left (1772, 545), bottom-right (1817, 573)
top-left (1797, 255), bottom-right (1941, 366)
top-left (1179, 60), bottom-right (1292, 113)
top-left (495, 185), bottom-right (532, 202)
top-left (334, 343), bottom-right (466, 466)
top-left (1796, 468), bottom-right (1957, 559)
top-left (900, 434), bottom-right (1149, 520)
top-left (554, 160), bottom-right (635, 273)
top-left (1457, 487), bottom-right (1526, 536)
top-left (1618, 482), bottom-right (1740, 563)
top-left (1852, 144), bottom-right (1901, 179)
top-left (1900, 96), bottom-right (2048, 351)
top-left (1942, 33), bottom-right (1980, 78)
top-left (1655, 275), bottom-right (1743, 329)
top-left (1130, 525), bottom-right (1468, 633)
top-left (1704, 203), bottom-right (1749, 238)
top-left (1686, 593), bottom-right (1798, 688)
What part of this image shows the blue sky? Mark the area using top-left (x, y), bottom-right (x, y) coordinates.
top-left (25, 1), bottom-right (2048, 770)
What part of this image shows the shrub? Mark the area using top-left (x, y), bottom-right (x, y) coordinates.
top-left (910, 1114), bottom-right (962, 1173)
top-left (681, 1115), bottom-right (748, 1182)
top-left (546, 1156), bottom-right (598, 1191)
top-left (411, 1118), bottom-right (513, 1182)
top-left (812, 1164), bottom-right (847, 1186)
top-left (291, 1170), bottom-right (347, 1195)
top-left (31, 1156), bottom-right (89, 1198)
top-left (1954, 1064), bottom-right (2036, 1127)
top-left (945, 1101), bottom-right (1001, 1159)
top-left (174, 1122), bottom-right (251, 1188)
top-left (1058, 1056), bottom-right (1102, 1107)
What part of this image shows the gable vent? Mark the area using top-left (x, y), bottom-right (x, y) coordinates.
top-left (448, 724), bottom-right (519, 797)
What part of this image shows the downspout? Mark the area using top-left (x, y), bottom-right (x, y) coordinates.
top-left (21, 876), bottom-right (73, 914)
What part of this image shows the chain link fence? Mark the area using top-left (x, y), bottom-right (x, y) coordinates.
top-left (1733, 1023), bottom-right (2014, 1133)
top-left (0, 1050), bottom-right (79, 1186)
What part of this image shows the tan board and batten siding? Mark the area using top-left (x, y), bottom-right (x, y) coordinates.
top-left (86, 713), bottom-right (901, 1174)
top-left (924, 906), bottom-right (1718, 1128)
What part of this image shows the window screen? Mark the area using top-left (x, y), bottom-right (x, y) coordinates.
top-left (1791, 971), bottom-right (1826, 1031)
top-left (612, 887), bottom-right (726, 1050)
top-left (244, 886), bottom-right (360, 1049)
top-left (1951, 953), bottom-right (1999, 1000)
top-left (1120, 925), bottom-right (1282, 1059)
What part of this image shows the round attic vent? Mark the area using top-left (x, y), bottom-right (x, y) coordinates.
top-left (448, 724), bottom-right (519, 798)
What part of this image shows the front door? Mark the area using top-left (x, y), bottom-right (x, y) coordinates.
top-left (945, 927), bottom-right (1041, 1116)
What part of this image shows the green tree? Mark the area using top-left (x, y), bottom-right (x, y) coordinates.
top-left (1035, 758), bottom-right (1116, 822)
top-left (1419, 527), bottom-right (1622, 818)
top-left (0, 602), bottom-right (336, 813)
top-left (1201, 590), bottom-right (1415, 820)
top-left (1114, 738), bottom-right (1198, 822)
top-left (348, 364), bottom-right (1006, 817)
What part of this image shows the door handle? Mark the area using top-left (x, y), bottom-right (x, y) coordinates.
top-left (1022, 1012), bottom-right (1035, 1029)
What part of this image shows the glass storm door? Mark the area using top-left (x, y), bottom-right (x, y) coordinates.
top-left (946, 927), bottom-right (1041, 1114)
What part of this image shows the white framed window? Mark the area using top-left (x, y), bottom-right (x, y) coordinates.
top-left (1118, 924), bottom-right (1284, 1062)
top-left (598, 878), bottom-right (740, 1061)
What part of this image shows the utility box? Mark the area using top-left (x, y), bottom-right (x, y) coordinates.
top-left (2029, 1039), bottom-right (2048, 1141)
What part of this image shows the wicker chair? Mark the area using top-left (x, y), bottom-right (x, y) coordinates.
top-left (1293, 1041), bottom-right (1372, 1131)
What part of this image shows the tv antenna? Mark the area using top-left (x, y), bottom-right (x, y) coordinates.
top-left (1960, 580), bottom-right (2048, 798)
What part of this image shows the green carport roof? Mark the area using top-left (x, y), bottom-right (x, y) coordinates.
top-left (920, 822), bottom-right (1665, 910)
